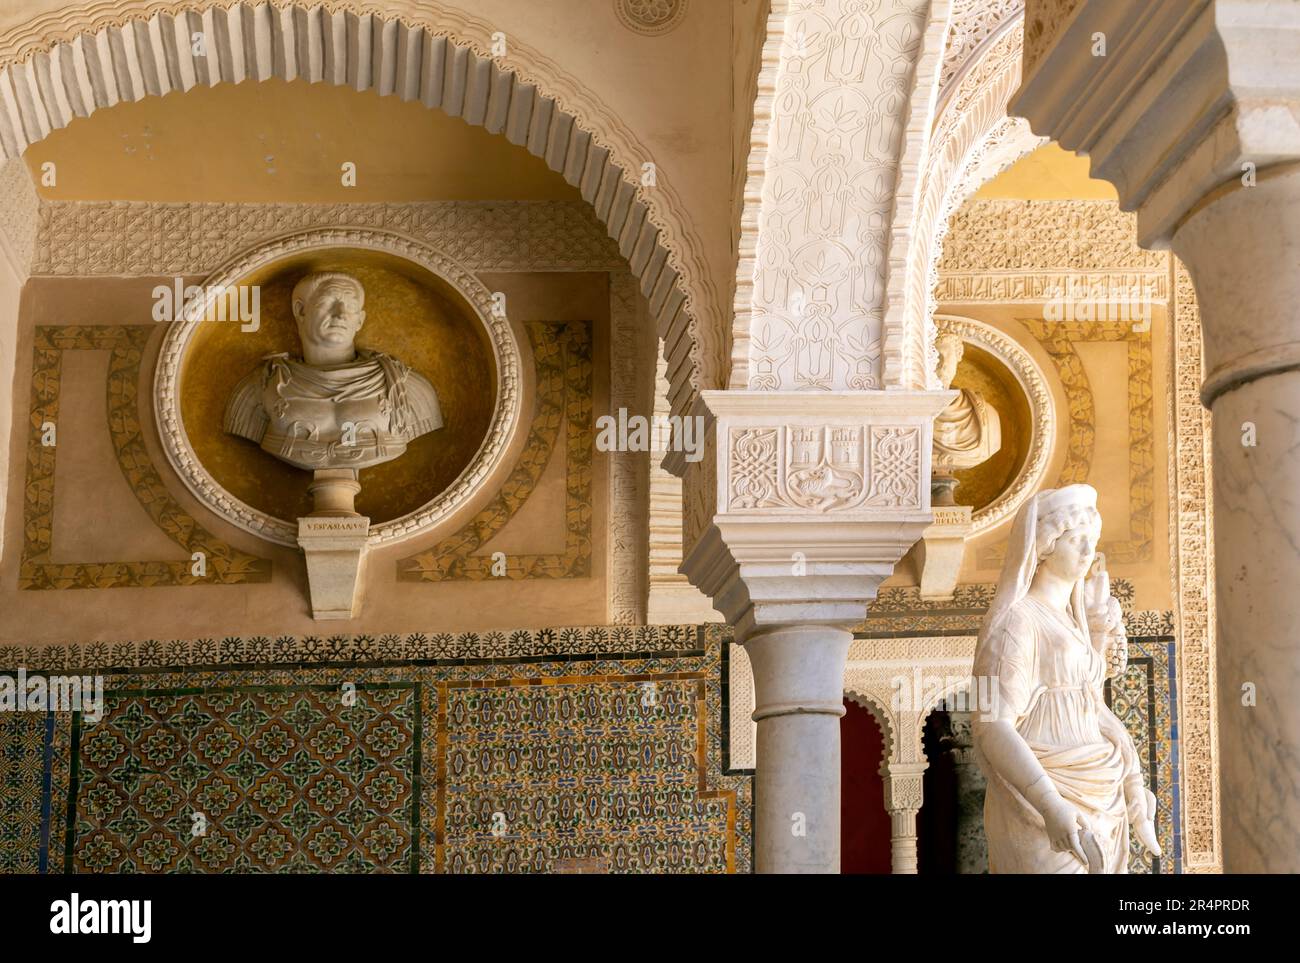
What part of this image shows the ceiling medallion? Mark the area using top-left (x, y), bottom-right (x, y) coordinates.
top-left (614, 0), bottom-right (690, 36)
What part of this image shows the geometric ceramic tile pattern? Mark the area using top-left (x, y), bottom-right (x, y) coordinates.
top-left (1, 710), bottom-right (69, 873)
top-left (1, 625), bottom-right (751, 874)
top-left (1108, 639), bottom-right (1180, 875)
top-left (70, 685), bottom-right (419, 873)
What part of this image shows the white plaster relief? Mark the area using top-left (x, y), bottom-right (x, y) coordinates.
top-left (735, 0), bottom-right (939, 391)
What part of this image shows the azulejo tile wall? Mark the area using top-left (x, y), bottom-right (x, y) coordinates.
top-left (1, 625), bottom-right (751, 874)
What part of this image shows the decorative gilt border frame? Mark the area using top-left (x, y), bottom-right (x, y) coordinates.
top-left (1021, 317), bottom-right (1155, 564)
top-left (20, 325), bottom-right (271, 589)
top-left (397, 321), bottom-right (592, 582)
top-left (153, 227), bottom-right (523, 549)
top-left (933, 314), bottom-right (1055, 536)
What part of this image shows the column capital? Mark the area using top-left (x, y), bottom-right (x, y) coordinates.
top-left (678, 389), bottom-right (954, 642)
top-left (1012, 0), bottom-right (1300, 246)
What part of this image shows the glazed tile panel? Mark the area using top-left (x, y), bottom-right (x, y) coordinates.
top-left (70, 685), bottom-right (418, 873)
top-left (1, 625), bottom-right (750, 874)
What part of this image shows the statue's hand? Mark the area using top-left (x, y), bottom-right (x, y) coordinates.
top-left (1125, 782), bottom-right (1163, 858)
top-left (1044, 799), bottom-right (1094, 868)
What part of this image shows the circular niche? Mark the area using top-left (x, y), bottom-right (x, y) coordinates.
top-left (156, 228), bottom-right (521, 547)
top-left (934, 316), bottom-right (1055, 537)
top-left (949, 343), bottom-right (1032, 509)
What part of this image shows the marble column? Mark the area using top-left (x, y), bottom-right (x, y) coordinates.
top-left (746, 625), bottom-right (853, 873)
top-left (1172, 168), bottom-right (1300, 872)
top-left (883, 762), bottom-right (925, 874)
top-left (1012, 0), bottom-right (1300, 873)
top-left (679, 390), bottom-right (953, 873)
top-left (940, 711), bottom-right (989, 874)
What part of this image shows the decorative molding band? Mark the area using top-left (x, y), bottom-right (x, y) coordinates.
top-left (396, 321), bottom-right (592, 581)
top-left (1024, 318), bottom-right (1155, 564)
top-left (939, 0), bottom-right (1024, 91)
top-left (153, 227), bottom-right (523, 549)
top-left (1170, 258), bottom-right (1220, 872)
top-left (881, 0), bottom-right (955, 389)
top-left (0, 0), bottom-right (722, 419)
top-left (20, 325), bottom-right (271, 590)
top-left (900, 16), bottom-right (1029, 392)
top-left (935, 270), bottom-right (1168, 305)
top-left (33, 200), bottom-right (626, 276)
top-left (0, 622), bottom-right (706, 674)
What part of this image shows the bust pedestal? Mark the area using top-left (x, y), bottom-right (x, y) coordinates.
top-left (916, 504), bottom-right (972, 600)
top-left (297, 469), bottom-right (369, 620)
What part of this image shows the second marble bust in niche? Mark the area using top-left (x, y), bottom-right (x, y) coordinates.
top-left (223, 272), bottom-right (443, 472)
top-left (932, 330), bottom-right (1001, 505)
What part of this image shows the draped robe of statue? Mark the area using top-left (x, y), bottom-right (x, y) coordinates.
top-left (972, 487), bottom-right (1156, 873)
top-left (933, 387), bottom-right (1001, 471)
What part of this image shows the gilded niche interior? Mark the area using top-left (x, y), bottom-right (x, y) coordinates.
top-left (947, 342), bottom-right (1032, 511)
top-left (182, 249), bottom-right (497, 524)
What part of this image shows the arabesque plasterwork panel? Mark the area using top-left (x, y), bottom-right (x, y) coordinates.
top-left (734, 0), bottom-right (946, 391)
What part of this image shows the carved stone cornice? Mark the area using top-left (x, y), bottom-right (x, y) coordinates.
top-left (679, 389), bottom-right (953, 642)
top-left (1011, 0), bottom-right (1300, 246)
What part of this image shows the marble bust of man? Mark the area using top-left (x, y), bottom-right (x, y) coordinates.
top-left (932, 331), bottom-right (1001, 475)
top-left (223, 272), bottom-right (443, 472)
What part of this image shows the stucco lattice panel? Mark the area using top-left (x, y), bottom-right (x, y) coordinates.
top-left (939, 199), bottom-right (1166, 274)
top-left (33, 201), bottom-right (626, 276)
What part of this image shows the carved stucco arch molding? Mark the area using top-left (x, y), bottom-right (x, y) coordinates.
top-left (843, 688), bottom-right (898, 776)
top-left (0, 0), bottom-right (721, 418)
top-left (731, 0), bottom-right (951, 391)
top-left (844, 636), bottom-right (978, 767)
top-left (899, 4), bottom-right (1045, 391)
top-left (933, 313), bottom-right (1055, 537)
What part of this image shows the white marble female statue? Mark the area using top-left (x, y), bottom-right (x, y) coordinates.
top-left (972, 484), bottom-right (1162, 873)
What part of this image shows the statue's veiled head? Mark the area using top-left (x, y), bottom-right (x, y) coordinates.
top-left (292, 273), bottom-right (366, 359)
top-left (936, 331), bottom-right (965, 388)
top-left (1034, 484), bottom-right (1102, 583)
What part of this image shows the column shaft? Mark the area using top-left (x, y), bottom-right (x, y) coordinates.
top-left (1174, 168), bottom-right (1300, 873)
top-left (745, 624), bottom-right (853, 874)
